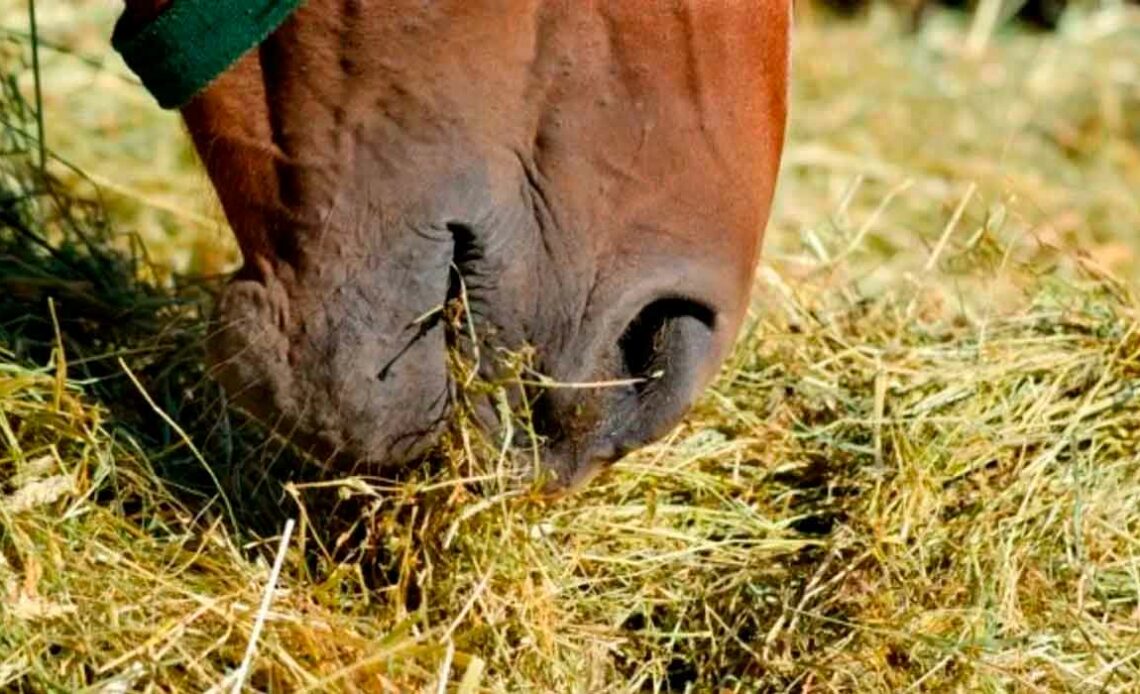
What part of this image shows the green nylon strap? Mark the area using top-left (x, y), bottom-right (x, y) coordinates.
top-left (111, 0), bottom-right (306, 110)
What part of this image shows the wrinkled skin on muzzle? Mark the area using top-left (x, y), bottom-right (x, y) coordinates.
top-left (159, 0), bottom-right (789, 490)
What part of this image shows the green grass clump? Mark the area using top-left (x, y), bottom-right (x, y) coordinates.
top-left (3, 1), bottom-right (1140, 691)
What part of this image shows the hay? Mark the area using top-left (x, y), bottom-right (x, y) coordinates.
top-left (3, 1), bottom-right (1140, 691)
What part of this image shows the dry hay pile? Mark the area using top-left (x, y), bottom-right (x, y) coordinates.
top-left (3, 2), bottom-right (1140, 692)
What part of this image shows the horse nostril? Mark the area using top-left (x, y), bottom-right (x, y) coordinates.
top-left (618, 298), bottom-right (716, 391)
top-left (538, 296), bottom-right (718, 487)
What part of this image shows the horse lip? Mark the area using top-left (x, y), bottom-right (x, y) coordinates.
top-left (530, 436), bottom-right (619, 499)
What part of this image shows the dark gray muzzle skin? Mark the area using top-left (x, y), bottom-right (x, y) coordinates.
top-left (206, 147), bottom-right (726, 489)
top-left (190, 0), bottom-right (790, 491)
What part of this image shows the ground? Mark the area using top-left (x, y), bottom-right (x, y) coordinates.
top-left (2, 2), bottom-right (1140, 692)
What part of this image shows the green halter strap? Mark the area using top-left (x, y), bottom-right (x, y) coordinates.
top-left (111, 0), bottom-right (306, 110)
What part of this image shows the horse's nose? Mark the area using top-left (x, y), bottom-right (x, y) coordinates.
top-left (204, 232), bottom-right (457, 472)
top-left (527, 296), bottom-right (721, 492)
